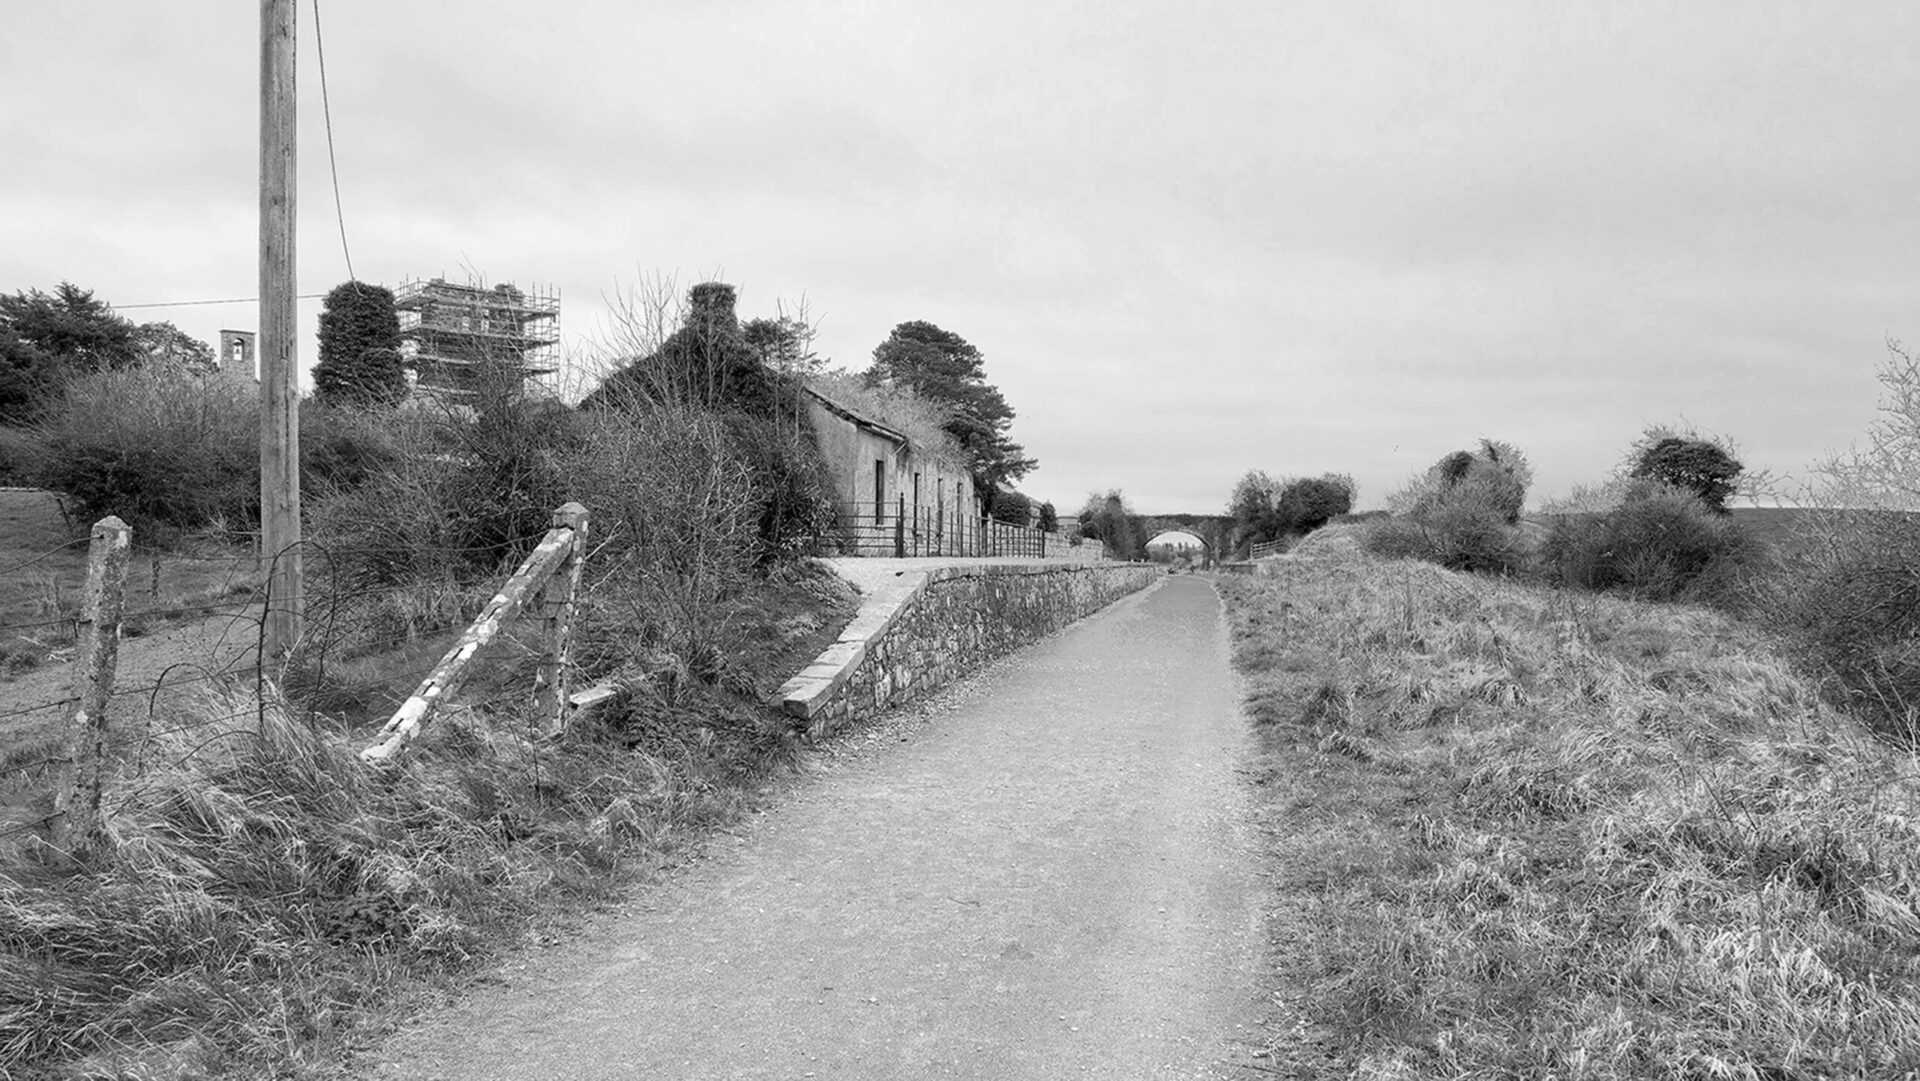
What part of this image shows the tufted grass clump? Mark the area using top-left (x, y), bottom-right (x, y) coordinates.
top-left (1218, 538), bottom-right (1920, 1079)
top-left (0, 678), bottom-right (783, 1078)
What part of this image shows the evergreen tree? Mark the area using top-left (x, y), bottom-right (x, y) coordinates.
top-left (0, 282), bottom-right (143, 421)
top-left (866, 321), bottom-right (1035, 492)
top-left (313, 281), bottom-right (406, 407)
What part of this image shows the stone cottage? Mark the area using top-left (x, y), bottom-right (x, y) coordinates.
top-left (803, 386), bottom-right (980, 556)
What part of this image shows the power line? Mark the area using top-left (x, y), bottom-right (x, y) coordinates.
top-left (312, 0), bottom-right (356, 284)
top-left (115, 295), bottom-right (325, 310)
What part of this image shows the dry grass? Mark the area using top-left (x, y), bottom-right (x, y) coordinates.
top-left (0, 559), bottom-right (858, 1079)
top-left (1217, 532), bottom-right (1920, 1079)
top-left (0, 684), bottom-right (789, 1078)
top-left (0, 490), bottom-right (261, 679)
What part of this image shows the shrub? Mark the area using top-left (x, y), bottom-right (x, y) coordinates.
top-left (1275, 474), bottom-right (1356, 534)
top-left (1362, 500), bottom-right (1533, 575)
top-left (989, 489), bottom-right (1032, 526)
top-left (1078, 490), bottom-right (1148, 560)
top-left (8, 367), bottom-right (257, 535)
top-left (560, 403), bottom-right (764, 685)
top-left (1778, 340), bottom-right (1920, 745)
top-left (1401, 439), bottom-right (1531, 525)
top-left (1628, 435), bottom-right (1743, 512)
top-left (1364, 441), bottom-right (1535, 575)
top-left (720, 409), bottom-right (836, 563)
top-left (1541, 480), bottom-right (1760, 603)
top-left (1771, 508), bottom-right (1920, 745)
top-left (307, 388), bottom-right (579, 593)
top-left (301, 401), bottom-right (407, 493)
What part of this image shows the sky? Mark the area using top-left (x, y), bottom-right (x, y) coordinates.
top-left (4, 1), bottom-right (1917, 515)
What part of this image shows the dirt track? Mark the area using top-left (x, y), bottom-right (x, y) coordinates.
top-left (372, 574), bottom-right (1271, 1080)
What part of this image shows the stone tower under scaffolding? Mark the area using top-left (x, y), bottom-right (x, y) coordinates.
top-left (393, 278), bottom-right (559, 402)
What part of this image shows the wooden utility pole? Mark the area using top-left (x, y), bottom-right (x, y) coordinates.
top-left (260, 0), bottom-right (302, 656)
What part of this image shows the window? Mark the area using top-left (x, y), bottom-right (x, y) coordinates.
top-left (874, 460), bottom-right (886, 523)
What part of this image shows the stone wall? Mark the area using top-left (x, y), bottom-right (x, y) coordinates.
top-left (776, 563), bottom-right (1165, 740)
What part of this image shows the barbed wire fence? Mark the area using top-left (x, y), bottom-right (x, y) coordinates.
top-left (0, 505), bottom-right (592, 852)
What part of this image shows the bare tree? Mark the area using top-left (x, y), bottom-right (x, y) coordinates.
top-left (1812, 339), bottom-right (1920, 509)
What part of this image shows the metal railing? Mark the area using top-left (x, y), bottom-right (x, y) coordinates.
top-left (823, 497), bottom-right (1104, 561)
top-left (1248, 538), bottom-right (1288, 560)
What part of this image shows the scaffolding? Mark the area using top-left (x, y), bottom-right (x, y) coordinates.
top-left (394, 277), bottom-right (560, 402)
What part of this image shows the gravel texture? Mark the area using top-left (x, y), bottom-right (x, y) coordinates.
top-left (372, 574), bottom-right (1270, 1080)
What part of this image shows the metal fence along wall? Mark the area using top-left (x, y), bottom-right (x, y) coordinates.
top-left (826, 498), bottom-right (1105, 561)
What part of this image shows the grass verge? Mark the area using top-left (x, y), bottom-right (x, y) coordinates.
top-left (1218, 529), bottom-right (1920, 1079)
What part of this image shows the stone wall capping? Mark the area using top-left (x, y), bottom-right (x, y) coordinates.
top-left (775, 560), bottom-right (1162, 729)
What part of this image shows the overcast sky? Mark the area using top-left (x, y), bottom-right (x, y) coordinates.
top-left (4, 2), bottom-right (1916, 514)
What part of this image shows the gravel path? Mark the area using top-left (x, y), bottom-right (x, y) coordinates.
top-left (373, 574), bottom-right (1270, 1080)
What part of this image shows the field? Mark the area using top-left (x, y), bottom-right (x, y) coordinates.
top-left (1218, 528), bottom-right (1920, 1078)
top-left (0, 489), bottom-right (264, 676)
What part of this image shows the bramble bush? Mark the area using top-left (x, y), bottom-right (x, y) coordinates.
top-left (1, 365), bottom-right (409, 539)
top-left (4, 367), bottom-right (257, 536)
top-left (1541, 479), bottom-right (1762, 604)
top-left (1771, 508), bottom-right (1920, 745)
top-left (1363, 440), bottom-right (1535, 575)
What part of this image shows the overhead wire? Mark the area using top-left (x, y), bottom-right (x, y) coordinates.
top-left (113, 295), bottom-right (325, 310)
top-left (312, 0), bottom-right (356, 283)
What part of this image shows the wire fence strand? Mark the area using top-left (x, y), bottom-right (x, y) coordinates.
top-left (0, 536), bottom-right (91, 578)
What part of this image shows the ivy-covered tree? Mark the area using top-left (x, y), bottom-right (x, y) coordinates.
top-left (865, 321), bottom-right (1035, 493)
top-left (0, 282), bottom-right (143, 421)
top-left (313, 281), bottom-right (406, 407)
top-left (586, 282), bottom-right (777, 417)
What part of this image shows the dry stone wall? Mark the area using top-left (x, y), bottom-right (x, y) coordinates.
top-left (777, 563), bottom-right (1164, 740)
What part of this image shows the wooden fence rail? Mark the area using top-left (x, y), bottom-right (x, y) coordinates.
top-left (360, 502), bottom-right (588, 765)
top-left (18, 504), bottom-right (590, 850)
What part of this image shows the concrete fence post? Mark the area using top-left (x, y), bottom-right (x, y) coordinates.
top-left (53, 515), bottom-right (131, 850)
top-left (535, 502), bottom-right (589, 735)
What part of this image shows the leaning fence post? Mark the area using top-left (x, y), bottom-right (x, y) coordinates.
top-left (362, 516), bottom-right (580, 765)
top-left (535, 502), bottom-right (589, 735)
top-left (895, 493), bottom-right (907, 558)
top-left (52, 516), bottom-right (131, 850)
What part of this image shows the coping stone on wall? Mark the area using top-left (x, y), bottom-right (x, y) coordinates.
top-left (771, 561), bottom-right (1151, 721)
top-left (774, 568), bottom-right (934, 718)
